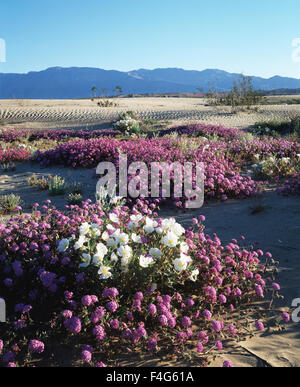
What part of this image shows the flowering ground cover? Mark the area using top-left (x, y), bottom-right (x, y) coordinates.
top-left (0, 123), bottom-right (297, 367)
top-left (0, 199), bottom-right (289, 367)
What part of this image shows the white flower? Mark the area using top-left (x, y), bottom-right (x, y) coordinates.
top-left (149, 248), bottom-right (162, 259)
top-left (93, 253), bottom-right (104, 266)
top-left (79, 253), bottom-right (91, 268)
top-left (173, 257), bottom-right (188, 272)
top-left (128, 222), bottom-right (138, 230)
top-left (281, 157), bottom-right (290, 164)
top-left (91, 223), bottom-right (101, 236)
top-left (58, 239), bottom-right (69, 253)
top-left (109, 213), bottom-right (119, 223)
top-left (143, 217), bottom-right (158, 234)
top-left (101, 231), bottom-right (110, 242)
top-left (269, 157), bottom-right (275, 163)
top-left (180, 242), bottom-right (189, 254)
top-left (74, 235), bottom-right (87, 250)
top-left (96, 243), bottom-right (108, 257)
top-left (79, 222), bottom-right (90, 236)
top-left (170, 223), bottom-right (185, 237)
top-left (107, 238), bottom-right (118, 248)
top-left (110, 252), bottom-right (118, 262)
top-left (130, 214), bottom-right (143, 223)
top-left (155, 227), bottom-right (163, 234)
top-left (117, 245), bottom-right (132, 259)
top-left (150, 283), bottom-right (157, 292)
top-left (161, 218), bottom-right (176, 231)
top-left (189, 268), bottom-right (199, 282)
top-left (132, 233), bottom-right (142, 243)
top-left (98, 265), bottom-right (112, 280)
top-left (116, 232), bottom-right (129, 246)
top-left (139, 255), bottom-right (154, 268)
top-left (162, 232), bottom-right (178, 248)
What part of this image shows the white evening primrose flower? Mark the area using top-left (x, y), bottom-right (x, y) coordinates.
top-left (109, 213), bottom-right (119, 224)
top-left (116, 232), bottom-right (129, 246)
top-left (93, 253), bottom-right (103, 266)
top-left (79, 253), bottom-right (91, 268)
top-left (110, 252), bottom-right (118, 262)
top-left (74, 235), bottom-right (87, 250)
top-left (170, 223), bottom-right (185, 237)
top-left (162, 232), bottom-right (178, 248)
top-left (149, 248), bottom-right (162, 259)
top-left (79, 222), bottom-right (90, 236)
top-left (101, 231), bottom-right (110, 242)
top-left (281, 157), bottom-right (290, 163)
top-left (98, 265), bottom-right (112, 280)
top-left (161, 218), bottom-right (176, 231)
top-left (181, 253), bottom-right (192, 264)
top-left (269, 157), bottom-right (275, 163)
top-left (180, 242), bottom-right (189, 254)
top-left (173, 257), bottom-right (188, 272)
top-left (128, 221), bottom-right (138, 230)
top-left (96, 243), bottom-right (108, 257)
top-left (58, 239), bottom-right (69, 253)
top-left (117, 245), bottom-right (132, 259)
top-left (139, 255), bottom-right (154, 268)
top-left (107, 238), bottom-right (118, 248)
top-left (132, 233), bottom-right (142, 243)
top-left (130, 214), bottom-right (143, 223)
top-left (189, 268), bottom-right (199, 282)
top-left (155, 227), bottom-right (163, 234)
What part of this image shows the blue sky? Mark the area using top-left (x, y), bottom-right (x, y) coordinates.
top-left (1, 0), bottom-right (300, 78)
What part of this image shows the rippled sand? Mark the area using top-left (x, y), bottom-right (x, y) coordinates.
top-left (0, 97), bottom-right (300, 130)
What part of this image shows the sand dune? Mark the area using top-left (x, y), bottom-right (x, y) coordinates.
top-left (1, 98), bottom-right (300, 130)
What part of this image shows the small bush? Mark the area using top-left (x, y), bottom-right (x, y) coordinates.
top-left (67, 193), bottom-right (83, 205)
top-left (0, 193), bottom-right (22, 214)
top-left (97, 100), bottom-right (118, 107)
top-left (1, 162), bottom-right (16, 172)
top-left (48, 175), bottom-right (67, 196)
top-left (27, 174), bottom-right (52, 190)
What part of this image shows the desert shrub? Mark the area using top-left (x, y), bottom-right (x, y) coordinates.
top-left (277, 173), bottom-right (300, 195)
top-left (48, 175), bottom-right (67, 196)
top-left (0, 194), bottom-right (22, 214)
top-left (113, 117), bottom-right (141, 136)
top-left (1, 162), bottom-right (16, 172)
top-left (27, 174), bottom-right (52, 190)
top-left (67, 193), bottom-right (83, 205)
top-left (97, 100), bottom-right (118, 107)
top-left (205, 75), bottom-right (264, 111)
top-left (252, 155), bottom-right (300, 180)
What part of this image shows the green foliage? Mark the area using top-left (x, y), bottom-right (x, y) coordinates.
top-left (0, 193), bottom-right (22, 214)
top-left (67, 193), bottom-right (83, 205)
top-left (48, 175), bottom-right (67, 196)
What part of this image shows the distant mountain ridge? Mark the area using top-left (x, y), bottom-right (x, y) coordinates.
top-left (0, 67), bottom-right (300, 99)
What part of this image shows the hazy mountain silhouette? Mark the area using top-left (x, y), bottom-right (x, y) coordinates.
top-left (1, 67), bottom-right (300, 99)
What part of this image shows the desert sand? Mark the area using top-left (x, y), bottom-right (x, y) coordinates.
top-left (0, 97), bottom-right (300, 130)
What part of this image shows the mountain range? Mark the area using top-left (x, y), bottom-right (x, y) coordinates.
top-left (1, 67), bottom-right (300, 99)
